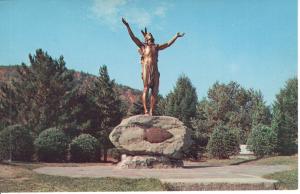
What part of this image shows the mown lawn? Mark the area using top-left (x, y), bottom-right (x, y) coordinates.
top-left (0, 163), bottom-right (164, 192)
top-left (0, 155), bottom-right (297, 191)
top-left (259, 155), bottom-right (298, 190)
top-left (229, 155), bottom-right (298, 190)
top-left (179, 155), bottom-right (298, 190)
top-left (249, 155), bottom-right (298, 167)
top-left (264, 169), bottom-right (298, 190)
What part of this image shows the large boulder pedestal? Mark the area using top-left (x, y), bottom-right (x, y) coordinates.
top-left (109, 115), bottom-right (192, 169)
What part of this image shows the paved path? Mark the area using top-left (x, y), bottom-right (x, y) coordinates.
top-left (34, 164), bottom-right (290, 190)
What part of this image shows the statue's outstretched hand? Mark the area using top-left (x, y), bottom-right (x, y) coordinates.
top-left (122, 18), bottom-right (129, 26)
top-left (177, 32), bottom-right (185, 38)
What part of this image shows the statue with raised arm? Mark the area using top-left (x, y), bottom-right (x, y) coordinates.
top-left (122, 18), bottom-right (184, 116)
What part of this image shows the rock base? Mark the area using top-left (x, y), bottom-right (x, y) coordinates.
top-left (116, 155), bottom-right (183, 169)
top-left (109, 115), bottom-right (192, 159)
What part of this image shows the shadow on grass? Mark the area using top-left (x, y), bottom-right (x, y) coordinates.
top-left (182, 156), bottom-right (260, 169)
top-left (182, 165), bottom-right (219, 169)
top-left (230, 157), bottom-right (260, 166)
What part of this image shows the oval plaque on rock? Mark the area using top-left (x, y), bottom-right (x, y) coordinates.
top-left (143, 127), bottom-right (173, 143)
top-left (109, 115), bottom-right (192, 159)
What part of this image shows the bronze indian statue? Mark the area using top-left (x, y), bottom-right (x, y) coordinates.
top-left (122, 18), bottom-right (184, 116)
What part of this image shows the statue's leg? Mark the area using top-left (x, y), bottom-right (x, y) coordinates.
top-left (142, 64), bottom-right (150, 115)
top-left (142, 86), bottom-right (149, 115)
top-left (150, 74), bottom-right (159, 116)
top-left (149, 93), bottom-right (156, 116)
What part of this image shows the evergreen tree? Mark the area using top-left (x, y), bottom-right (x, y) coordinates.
top-left (0, 81), bottom-right (20, 128)
top-left (128, 96), bottom-right (144, 116)
top-left (249, 90), bottom-right (272, 126)
top-left (129, 94), bottom-right (164, 116)
top-left (207, 126), bottom-right (240, 159)
top-left (58, 87), bottom-right (100, 136)
top-left (272, 77), bottom-right (297, 155)
top-left (155, 94), bottom-right (166, 116)
top-left (0, 49), bottom-right (75, 134)
top-left (89, 65), bottom-right (123, 162)
top-left (189, 99), bottom-right (210, 159)
top-left (247, 124), bottom-right (277, 157)
top-left (165, 75), bottom-right (198, 127)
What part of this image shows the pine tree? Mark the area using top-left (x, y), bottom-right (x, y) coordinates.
top-left (155, 94), bottom-right (166, 116)
top-left (165, 75), bottom-right (198, 127)
top-left (58, 86), bottom-right (100, 137)
top-left (249, 90), bottom-right (272, 126)
top-left (89, 65), bottom-right (123, 162)
top-left (129, 96), bottom-right (144, 116)
top-left (0, 49), bottom-right (75, 134)
top-left (0, 81), bottom-right (19, 128)
top-left (189, 99), bottom-right (210, 159)
top-left (272, 77), bottom-right (297, 155)
top-left (128, 94), bottom-right (165, 116)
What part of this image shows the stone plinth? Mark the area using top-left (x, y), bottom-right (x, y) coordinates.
top-left (109, 115), bottom-right (192, 168)
top-left (117, 155), bottom-right (183, 169)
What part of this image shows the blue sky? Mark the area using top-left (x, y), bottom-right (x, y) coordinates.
top-left (0, 0), bottom-right (297, 105)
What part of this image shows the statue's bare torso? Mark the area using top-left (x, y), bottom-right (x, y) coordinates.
top-left (140, 44), bottom-right (159, 89)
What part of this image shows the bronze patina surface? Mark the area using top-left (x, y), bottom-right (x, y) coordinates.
top-left (122, 18), bottom-right (184, 115)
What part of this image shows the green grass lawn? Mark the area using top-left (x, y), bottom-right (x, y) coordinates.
top-left (250, 155), bottom-right (298, 167)
top-left (0, 174), bottom-right (164, 192)
top-left (264, 169), bottom-right (298, 190)
top-left (0, 155), bottom-right (297, 191)
top-left (0, 163), bottom-right (164, 192)
top-left (229, 155), bottom-right (298, 190)
top-left (259, 155), bottom-right (298, 190)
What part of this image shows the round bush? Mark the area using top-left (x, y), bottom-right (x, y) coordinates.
top-left (0, 124), bottom-right (34, 161)
top-left (247, 125), bottom-right (277, 157)
top-left (207, 126), bottom-right (240, 159)
top-left (70, 134), bottom-right (100, 162)
top-left (34, 127), bottom-right (70, 162)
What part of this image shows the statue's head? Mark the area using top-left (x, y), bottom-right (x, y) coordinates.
top-left (141, 27), bottom-right (155, 44)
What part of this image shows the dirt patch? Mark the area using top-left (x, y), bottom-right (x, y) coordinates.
top-left (0, 164), bottom-right (32, 179)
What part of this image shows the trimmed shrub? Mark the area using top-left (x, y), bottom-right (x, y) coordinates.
top-left (0, 124), bottom-right (34, 161)
top-left (34, 127), bottom-right (70, 162)
top-left (70, 134), bottom-right (100, 162)
top-left (207, 126), bottom-right (240, 159)
top-left (247, 125), bottom-right (277, 157)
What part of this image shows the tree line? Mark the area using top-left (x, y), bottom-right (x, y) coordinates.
top-left (0, 49), bottom-right (123, 161)
top-left (153, 73), bottom-right (297, 158)
top-left (0, 49), bottom-right (298, 162)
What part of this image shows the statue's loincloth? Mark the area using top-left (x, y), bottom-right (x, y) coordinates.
top-left (142, 63), bottom-right (159, 89)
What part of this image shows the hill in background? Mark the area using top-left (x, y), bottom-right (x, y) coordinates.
top-left (0, 65), bottom-right (142, 114)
